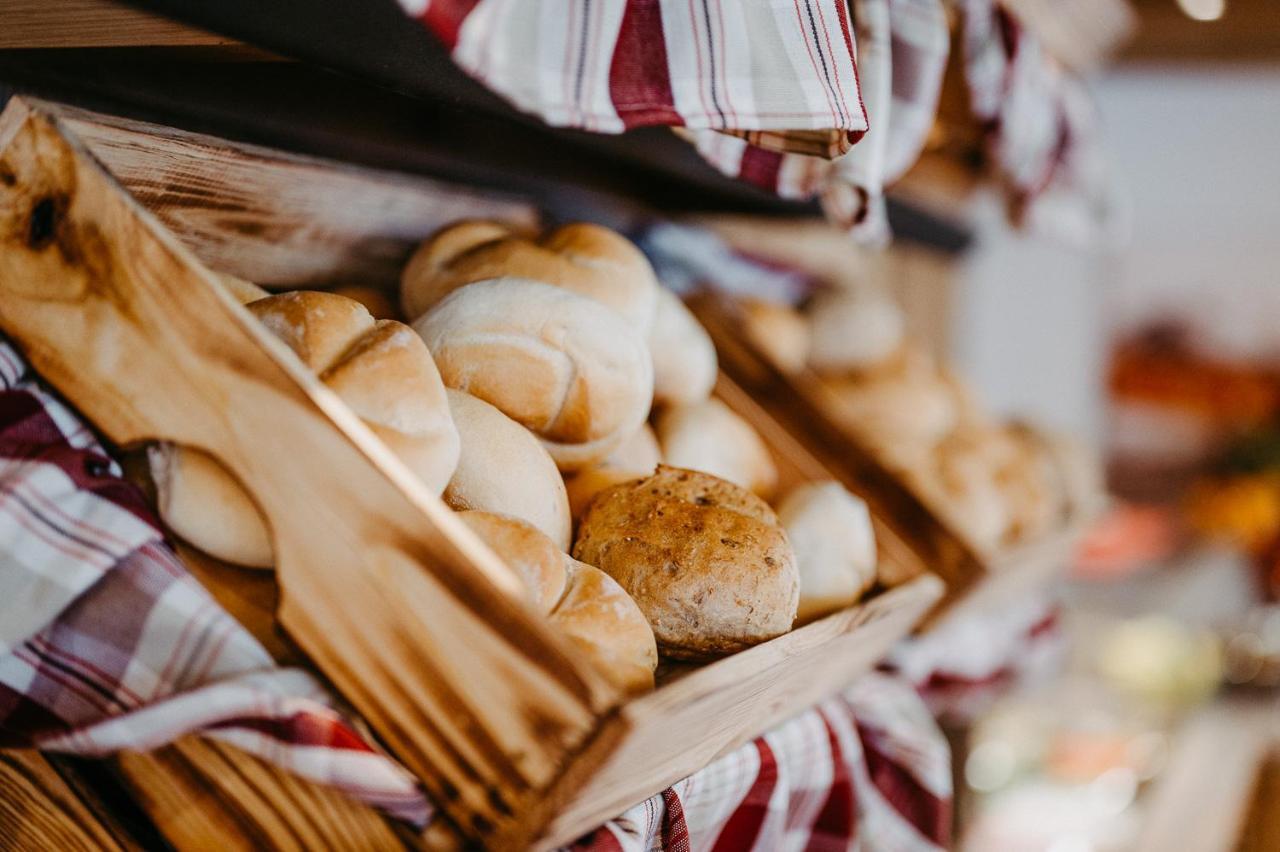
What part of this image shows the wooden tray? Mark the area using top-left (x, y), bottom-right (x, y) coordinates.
top-left (0, 97), bottom-right (942, 848)
top-left (688, 291), bottom-right (1092, 627)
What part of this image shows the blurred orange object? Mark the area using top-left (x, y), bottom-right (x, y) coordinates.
top-left (1185, 475), bottom-right (1280, 551)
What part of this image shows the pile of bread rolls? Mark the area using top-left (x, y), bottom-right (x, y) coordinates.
top-left (737, 285), bottom-right (1104, 556)
top-left (149, 223), bottom-right (894, 696)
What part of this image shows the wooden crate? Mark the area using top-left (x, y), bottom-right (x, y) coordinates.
top-left (688, 291), bottom-right (1091, 626)
top-left (0, 97), bottom-right (942, 848)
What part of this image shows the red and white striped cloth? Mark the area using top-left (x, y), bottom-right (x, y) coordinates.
top-left (402, 0), bottom-right (1105, 242)
top-left (0, 334), bottom-right (950, 849)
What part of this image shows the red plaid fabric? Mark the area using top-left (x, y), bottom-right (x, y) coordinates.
top-left (0, 335), bottom-right (950, 848)
top-left (574, 673), bottom-right (950, 851)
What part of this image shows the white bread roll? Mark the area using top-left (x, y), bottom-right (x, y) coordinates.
top-left (401, 221), bottom-right (658, 329)
top-left (656, 398), bottom-right (778, 499)
top-left (647, 287), bottom-right (717, 408)
top-left (777, 482), bottom-right (878, 624)
top-left (564, 424), bottom-right (662, 521)
top-left (807, 287), bottom-right (905, 372)
top-left (906, 432), bottom-right (1011, 556)
top-left (457, 511), bottom-right (658, 693)
top-left (444, 389), bottom-right (572, 550)
top-left (740, 298), bottom-right (810, 374)
top-left (413, 278), bottom-right (653, 470)
top-left (152, 291), bottom-right (459, 568)
top-left (826, 375), bottom-right (957, 463)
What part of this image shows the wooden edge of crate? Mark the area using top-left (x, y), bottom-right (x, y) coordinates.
top-left (0, 95), bottom-right (624, 847)
top-left (536, 574), bottom-right (945, 848)
top-left (686, 291), bottom-right (981, 591)
top-left (688, 291), bottom-right (1092, 623)
top-left (31, 98), bottom-right (539, 290)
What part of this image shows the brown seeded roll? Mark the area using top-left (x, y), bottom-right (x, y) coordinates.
top-left (401, 221), bottom-right (658, 329)
top-left (564, 424), bottom-right (662, 521)
top-left (413, 278), bottom-right (653, 470)
top-left (740, 298), bottom-right (810, 374)
top-left (806, 286), bottom-right (906, 373)
top-left (648, 287), bottom-right (718, 408)
top-left (458, 511), bottom-right (657, 693)
top-left (573, 466), bottom-right (799, 659)
top-left (776, 482), bottom-right (877, 624)
top-left (152, 291), bottom-right (459, 568)
top-left (655, 398), bottom-right (778, 499)
top-left (444, 389), bottom-right (572, 550)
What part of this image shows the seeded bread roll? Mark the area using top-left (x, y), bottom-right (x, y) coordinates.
top-left (777, 482), bottom-right (878, 624)
top-left (413, 278), bottom-right (653, 470)
top-left (573, 466), bottom-right (799, 659)
top-left (564, 424), bottom-right (662, 521)
top-left (152, 291), bottom-right (459, 568)
top-left (655, 398), bottom-right (778, 498)
top-left (401, 221), bottom-right (658, 329)
top-left (444, 389), bottom-right (572, 550)
top-left (457, 511), bottom-right (658, 693)
top-left (648, 287), bottom-right (718, 407)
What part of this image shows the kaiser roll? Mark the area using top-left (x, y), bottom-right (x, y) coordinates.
top-left (413, 278), bottom-right (653, 470)
top-left (401, 221), bottom-right (658, 329)
top-left (444, 389), bottom-right (572, 550)
top-left (655, 398), bottom-right (778, 498)
top-left (573, 466), bottom-right (799, 659)
top-left (457, 511), bottom-right (657, 693)
top-left (564, 424), bottom-right (662, 521)
top-left (647, 287), bottom-right (717, 407)
top-left (152, 291), bottom-right (459, 568)
top-left (776, 482), bottom-right (877, 624)
top-left (807, 286), bottom-right (905, 372)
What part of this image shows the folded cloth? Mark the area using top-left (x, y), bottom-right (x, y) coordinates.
top-left (574, 673), bottom-right (951, 851)
top-left (0, 335), bottom-right (950, 848)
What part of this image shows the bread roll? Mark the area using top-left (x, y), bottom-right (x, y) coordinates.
top-left (777, 482), bottom-right (877, 624)
top-left (401, 221), bottom-right (658, 329)
top-left (331, 285), bottom-right (399, 320)
top-left (413, 278), bottom-right (653, 470)
top-left (740, 298), bottom-right (809, 374)
top-left (807, 287), bottom-right (905, 372)
top-left (648, 287), bottom-right (717, 407)
top-left (444, 389), bottom-right (572, 550)
top-left (458, 511), bottom-right (657, 693)
top-left (149, 443), bottom-right (274, 568)
top-left (574, 466), bottom-right (799, 659)
top-left (825, 375), bottom-right (957, 462)
top-left (564, 425), bottom-right (662, 521)
top-left (656, 398), bottom-right (777, 498)
top-left (906, 431), bottom-right (1011, 556)
top-left (153, 291), bottom-right (459, 568)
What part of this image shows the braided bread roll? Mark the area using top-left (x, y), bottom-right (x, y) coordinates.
top-left (413, 279), bottom-right (653, 470)
top-left (401, 221), bottom-right (659, 329)
top-left (151, 291), bottom-right (459, 568)
top-left (457, 511), bottom-right (658, 693)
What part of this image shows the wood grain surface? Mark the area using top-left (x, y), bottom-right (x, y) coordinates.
top-left (0, 96), bottom-right (612, 847)
top-left (0, 0), bottom-right (235, 49)
top-left (0, 751), bottom-right (126, 851)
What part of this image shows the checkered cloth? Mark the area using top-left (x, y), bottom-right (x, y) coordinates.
top-left (0, 335), bottom-right (950, 849)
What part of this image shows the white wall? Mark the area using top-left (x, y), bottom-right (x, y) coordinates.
top-left (948, 64), bottom-right (1280, 444)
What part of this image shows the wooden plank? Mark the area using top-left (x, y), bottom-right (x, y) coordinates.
top-left (1238, 749), bottom-right (1280, 852)
top-left (49, 103), bottom-right (538, 290)
top-left (0, 0), bottom-right (236, 49)
top-left (0, 751), bottom-right (126, 851)
top-left (111, 737), bottom-right (408, 851)
top-left (538, 575), bottom-right (945, 849)
top-left (0, 96), bottom-right (613, 847)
